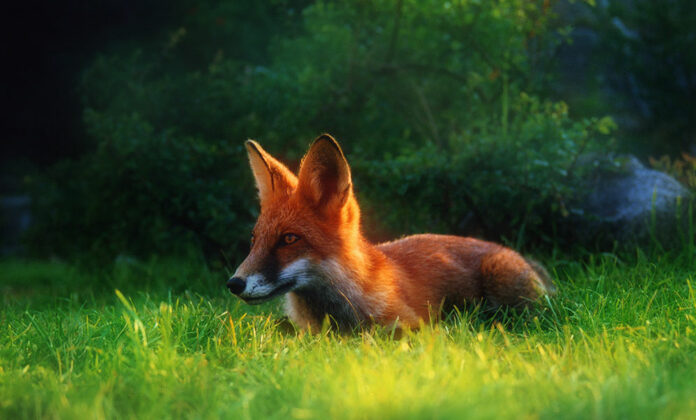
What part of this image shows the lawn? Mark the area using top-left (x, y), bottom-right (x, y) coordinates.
top-left (1, 249), bottom-right (695, 419)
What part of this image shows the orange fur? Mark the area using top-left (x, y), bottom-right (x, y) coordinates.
top-left (228, 134), bottom-right (555, 331)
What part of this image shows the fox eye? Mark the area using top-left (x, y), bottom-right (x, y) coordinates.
top-left (281, 233), bottom-right (300, 246)
top-left (250, 234), bottom-right (255, 245)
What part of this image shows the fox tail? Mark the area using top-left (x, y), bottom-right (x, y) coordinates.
top-left (525, 258), bottom-right (557, 296)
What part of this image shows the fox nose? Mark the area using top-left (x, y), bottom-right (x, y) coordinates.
top-left (226, 276), bottom-right (246, 295)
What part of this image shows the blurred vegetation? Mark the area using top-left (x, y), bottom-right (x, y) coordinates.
top-left (650, 153), bottom-right (696, 192)
top-left (24, 0), bottom-right (694, 263)
top-left (573, 0), bottom-right (696, 156)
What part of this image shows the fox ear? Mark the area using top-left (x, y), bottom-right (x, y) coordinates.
top-left (297, 134), bottom-right (352, 212)
top-left (245, 140), bottom-right (297, 206)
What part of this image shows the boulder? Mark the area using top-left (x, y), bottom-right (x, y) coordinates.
top-left (574, 155), bottom-right (692, 245)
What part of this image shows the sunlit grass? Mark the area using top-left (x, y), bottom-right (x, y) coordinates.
top-left (1, 250), bottom-right (695, 419)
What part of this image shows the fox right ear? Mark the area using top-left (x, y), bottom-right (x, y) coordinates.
top-left (245, 140), bottom-right (297, 206)
top-left (297, 134), bottom-right (353, 213)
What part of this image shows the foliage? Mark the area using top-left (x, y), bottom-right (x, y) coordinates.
top-left (649, 153), bottom-right (696, 192)
top-left (25, 113), bottom-right (256, 262)
top-left (27, 0), bottom-right (617, 261)
top-left (587, 0), bottom-right (696, 156)
top-left (355, 97), bottom-right (617, 246)
top-left (78, 0), bottom-right (570, 151)
top-left (1, 248), bottom-right (696, 418)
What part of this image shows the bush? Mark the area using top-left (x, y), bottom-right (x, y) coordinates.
top-left (588, 0), bottom-right (696, 156)
top-left (26, 113), bottom-right (256, 262)
top-left (355, 94), bottom-right (617, 247)
top-left (27, 0), bottom-right (616, 261)
top-left (649, 153), bottom-right (696, 192)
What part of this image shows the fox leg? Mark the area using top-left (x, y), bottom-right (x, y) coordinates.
top-left (479, 248), bottom-right (555, 308)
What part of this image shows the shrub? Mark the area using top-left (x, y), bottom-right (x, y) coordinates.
top-left (588, 0), bottom-right (696, 156)
top-left (355, 94), bottom-right (617, 247)
top-left (26, 113), bottom-right (256, 262)
top-left (27, 0), bottom-right (616, 261)
top-left (649, 153), bottom-right (696, 192)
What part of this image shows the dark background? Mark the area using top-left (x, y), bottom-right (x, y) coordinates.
top-left (4, 1), bottom-right (180, 171)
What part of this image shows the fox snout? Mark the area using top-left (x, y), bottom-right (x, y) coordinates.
top-left (225, 271), bottom-right (275, 304)
top-left (227, 258), bottom-right (315, 304)
top-left (225, 272), bottom-right (279, 299)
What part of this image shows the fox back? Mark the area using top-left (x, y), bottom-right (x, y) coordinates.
top-left (227, 134), bottom-right (555, 331)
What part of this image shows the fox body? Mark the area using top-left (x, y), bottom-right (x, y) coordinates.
top-left (227, 135), bottom-right (555, 331)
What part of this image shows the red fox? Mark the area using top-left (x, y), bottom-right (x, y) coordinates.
top-left (227, 134), bottom-right (555, 331)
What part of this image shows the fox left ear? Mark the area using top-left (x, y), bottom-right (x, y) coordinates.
top-left (245, 140), bottom-right (297, 207)
top-left (297, 134), bottom-right (352, 212)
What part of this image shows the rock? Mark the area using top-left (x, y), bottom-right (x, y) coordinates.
top-left (573, 155), bottom-right (692, 245)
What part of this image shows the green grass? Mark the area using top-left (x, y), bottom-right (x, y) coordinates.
top-left (1, 249), bottom-right (696, 419)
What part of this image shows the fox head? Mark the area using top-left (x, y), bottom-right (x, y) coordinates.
top-left (227, 134), bottom-right (362, 303)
